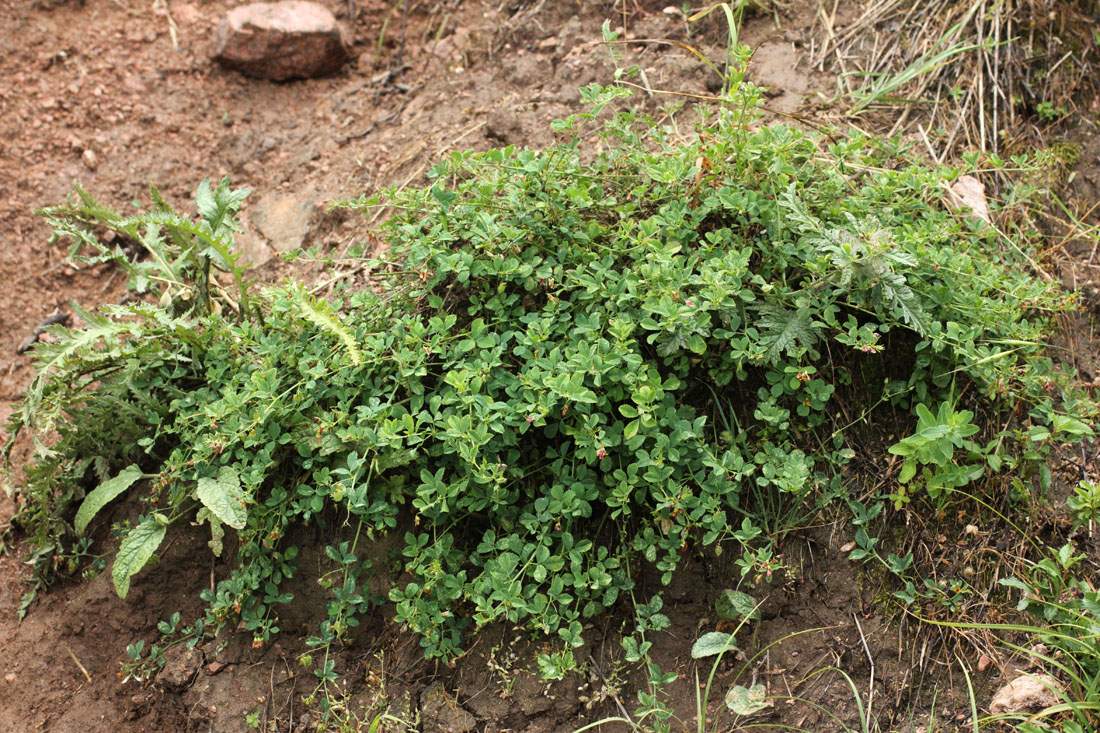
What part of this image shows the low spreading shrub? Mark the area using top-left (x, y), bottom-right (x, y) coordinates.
top-left (4, 74), bottom-right (1092, 675)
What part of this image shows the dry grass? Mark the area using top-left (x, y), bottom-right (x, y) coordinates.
top-left (813, 0), bottom-right (1099, 158)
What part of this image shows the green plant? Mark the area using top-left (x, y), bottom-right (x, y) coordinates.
top-left (845, 1), bottom-right (991, 116)
top-left (1035, 101), bottom-right (1068, 123)
top-left (887, 400), bottom-right (983, 507)
top-left (1068, 481), bottom-right (1100, 533)
top-left (989, 545), bottom-right (1100, 731)
top-left (5, 38), bottom-right (1093, 692)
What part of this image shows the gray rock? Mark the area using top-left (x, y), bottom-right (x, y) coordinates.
top-left (213, 1), bottom-right (347, 81)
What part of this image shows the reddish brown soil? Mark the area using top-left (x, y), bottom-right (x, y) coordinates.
top-left (1, 0), bottom-right (1096, 731)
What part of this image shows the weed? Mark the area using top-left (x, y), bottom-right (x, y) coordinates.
top-left (3, 26), bottom-right (1093, 720)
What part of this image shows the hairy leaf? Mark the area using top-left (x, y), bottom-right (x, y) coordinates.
top-left (74, 464), bottom-right (144, 535)
top-left (113, 518), bottom-right (166, 599)
top-left (196, 466), bottom-right (246, 530)
top-left (691, 631), bottom-right (739, 658)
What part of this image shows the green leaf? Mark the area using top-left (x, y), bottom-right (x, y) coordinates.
top-left (112, 518), bottom-right (167, 599)
top-left (897, 459), bottom-right (917, 484)
top-left (623, 419), bottom-right (639, 440)
top-left (715, 589), bottom-right (759, 621)
top-left (196, 466), bottom-right (246, 530)
top-left (691, 631), bottom-right (738, 658)
top-left (725, 684), bottom-right (772, 715)
top-left (74, 464), bottom-right (144, 535)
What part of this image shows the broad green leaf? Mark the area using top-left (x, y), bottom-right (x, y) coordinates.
top-left (897, 459), bottom-right (917, 484)
top-left (623, 419), bottom-right (639, 440)
top-left (691, 631), bottom-right (738, 658)
top-left (725, 684), bottom-right (772, 715)
top-left (112, 518), bottom-right (166, 599)
top-left (74, 464), bottom-right (144, 535)
top-left (715, 589), bottom-right (759, 621)
top-left (196, 466), bottom-right (247, 530)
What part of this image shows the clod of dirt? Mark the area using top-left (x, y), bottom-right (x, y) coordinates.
top-left (155, 645), bottom-right (204, 692)
top-left (212, 1), bottom-right (348, 81)
top-left (988, 673), bottom-right (1062, 714)
top-left (250, 189), bottom-right (319, 255)
top-left (420, 682), bottom-right (476, 733)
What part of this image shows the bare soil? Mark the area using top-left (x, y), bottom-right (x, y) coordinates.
top-left (1, 0), bottom-right (1097, 731)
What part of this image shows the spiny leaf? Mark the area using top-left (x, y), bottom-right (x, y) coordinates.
top-left (74, 464), bottom-right (144, 535)
top-left (112, 518), bottom-right (166, 599)
top-left (286, 285), bottom-right (363, 365)
top-left (756, 303), bottom-right (818, 363)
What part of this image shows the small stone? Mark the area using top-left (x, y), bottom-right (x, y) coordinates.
top-left (206, 661), bottom-right (226, 675)
top-left (977, 654), bottom-right (992, 672)
top-left (4, 673), bottom-right (15, 683)
top-left (122, 75), bottom-right (147, 94)
top-left (81, 148), bottom-right (98, 170)
top-left (989, 673), bottom-right (1062, 714)
top-left (212, 1), bottom-right (348, 81)
top-left (839, 541), bottom-right (856, 553)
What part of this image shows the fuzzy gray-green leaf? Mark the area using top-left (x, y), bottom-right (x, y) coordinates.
top-left (74, 464), bottom-right (144, 535)
top-left (691, 631), bottom-right (738, 659)
top-left (112, 518), bottom-right (166, 599)
top-left (195, 465), bottom-right (246, 530)
top-left (715, 589), bottom-right (759, 622)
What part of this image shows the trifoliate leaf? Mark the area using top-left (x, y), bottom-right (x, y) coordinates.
top-left (112, 518), bottom-right (166, 599)
top-left (74, 464), bottom-right (144, 535)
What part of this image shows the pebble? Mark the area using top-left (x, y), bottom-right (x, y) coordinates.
top-left (81, 149), bottom-right (98, 170)
top-left (989, 673), bottom-right (1062, 714)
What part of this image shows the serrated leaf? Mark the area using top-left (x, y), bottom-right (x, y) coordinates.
top-left (112, 518), bottom-right (166, 599)
top-left (194, 177), bottom-right (216, 222)
top-left (691, 631), bottom-right (738, 658)
top-left (74, 464), bottom-right (144, 535)
top-left (715, 590), bottom-right (759, 621)
top-left (725, 684), bottom-right (772, 715)
top-left (196, 466), bottom-right (246, 530)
